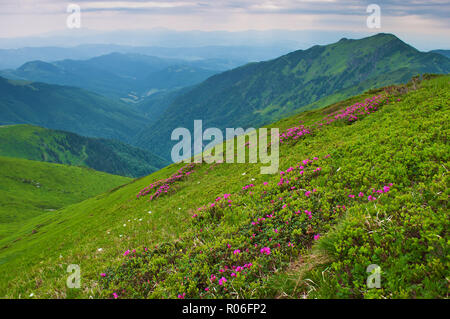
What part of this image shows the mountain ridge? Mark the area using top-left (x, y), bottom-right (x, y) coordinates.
top-left (135, 33), bottom-right (450, 159)
top-left (0, 53), bottom-right (220, 100)
top-left (0, 76), bottom-right (148, 143)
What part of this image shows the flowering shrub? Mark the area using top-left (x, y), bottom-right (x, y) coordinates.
top-left (136, 163), bottom-right (196, 201)
top-left (315, 94), bottom-right (389, 127)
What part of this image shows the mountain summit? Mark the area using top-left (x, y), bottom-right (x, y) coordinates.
top-left (135, 33), bottom-right (450, 159)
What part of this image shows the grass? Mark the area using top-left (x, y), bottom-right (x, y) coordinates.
top-left (0, 75), bottom-right (448, 299)
top-left (0, 156), bottom-right (131, 286)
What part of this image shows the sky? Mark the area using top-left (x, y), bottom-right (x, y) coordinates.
top-left (0, 0), bottom-right (449, 50)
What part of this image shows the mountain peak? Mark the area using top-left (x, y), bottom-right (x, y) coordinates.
top-left (372, 32), bottom-right (397, 38)
top-left (18, 60), bottom-right (59, 73)
top-left (368, 32), bottom-right (403, 43)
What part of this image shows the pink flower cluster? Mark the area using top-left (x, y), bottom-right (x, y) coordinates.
top-left (279, 125), bottom-right (311, 143)
top-left (347, 183), bottom-right (393, 202)
top-left (316, 95), bottom-right (387, 126)
top-left (136, 163), bottom-right (196, 200)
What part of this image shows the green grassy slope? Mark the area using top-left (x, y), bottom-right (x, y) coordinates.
top-left (0, 76), bottom-right (148, 143)
top-left (0, 75), bottom-right (448, 299)
top-left (135, 33), bottom-right (450, 159)
top-left (0, 156), bottom-right (130, 241)
top-left (0, 124), bottom-right (168, 177)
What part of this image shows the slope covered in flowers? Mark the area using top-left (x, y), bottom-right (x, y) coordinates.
top-left (0, 75), bottom-right (447, 299)
top-left (99, 74), bottom-right (449, 299)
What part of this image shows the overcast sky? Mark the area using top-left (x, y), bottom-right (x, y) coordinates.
top-left (1, 0), bottom-right (449, 49)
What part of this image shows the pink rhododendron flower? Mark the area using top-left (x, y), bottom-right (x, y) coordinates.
top-left (218, 277), bottom-right (227, 286)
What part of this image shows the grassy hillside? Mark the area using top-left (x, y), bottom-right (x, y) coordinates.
top-left (0, 76), bottom-right (148, 143)
top-left (0, 156), bottom-right (130, 241)
top-left (0, 124), bottom-right (168, 177)
top-left (135, 33), bottom-right (450, 159)
top-left (0, 74), bottom-right (447, 299)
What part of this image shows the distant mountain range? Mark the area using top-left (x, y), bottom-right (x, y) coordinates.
top-left (0, 53), bottom-right (220, 101)
top-left (134, 33), bottom-right (450, 159)
top-left (431, 50), bottom-right (450, 59)
top-left (0, 124), bottom-right (167, 177)
top-left (0, 44), bottom-right (295, 70)
top-left (0, 76), bottom-right (148, 142)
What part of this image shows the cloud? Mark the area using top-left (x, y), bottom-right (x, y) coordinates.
top-left (4, 0), bottom-right (449, 17)
top-left (0, 0), bottom-right (448, 49)
top-left (80, 1), bottom-right (201, 11)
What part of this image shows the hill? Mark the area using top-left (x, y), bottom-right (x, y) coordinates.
top-left (135, 33), bottom-right (450, 159)
top-left (135, 87), bottom-right (193, 125)
top-left (0, 156), bottom-right (130, 241)
top-left (141, 65), bottom-right (217, 91)
top-left (0, 125), bottom-right (168, 177)
top-left (0, 74), bottom-right (447, 298)
top-left (0, 53), bottom-right (219, 101)
top-left (431, 50), bottom-right (450, 59)
top-left (0, 76), bottom-right (148, 143)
